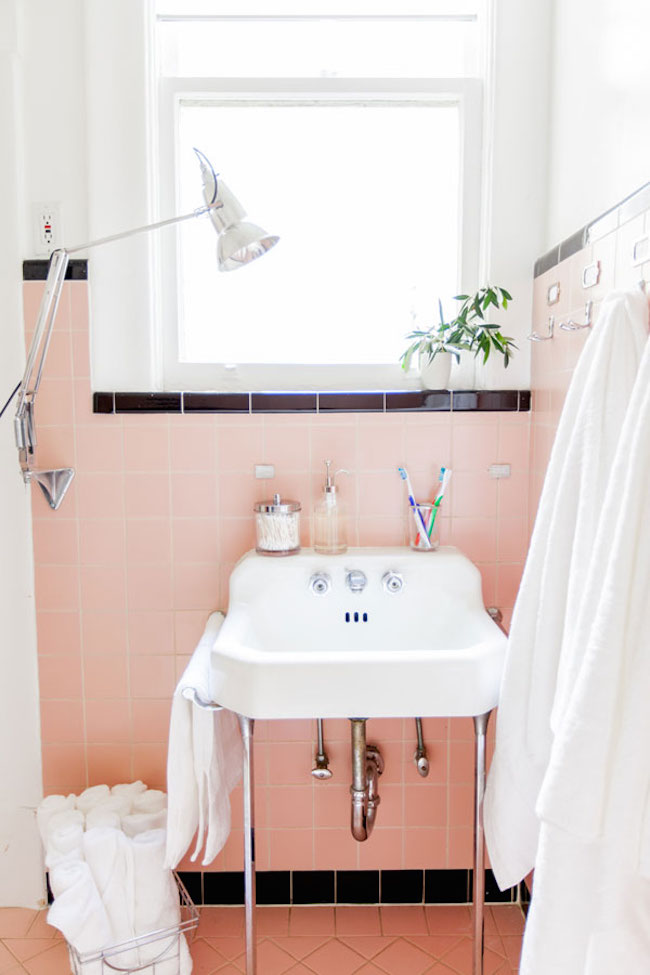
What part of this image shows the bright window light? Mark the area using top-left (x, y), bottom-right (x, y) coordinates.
top-left (176, 102), bottom-right (460, 366)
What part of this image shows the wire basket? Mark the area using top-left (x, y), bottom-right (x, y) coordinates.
top-left (67, 874), bottom-right (199, 975)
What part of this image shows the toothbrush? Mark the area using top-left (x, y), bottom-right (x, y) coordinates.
top-left (398, 467), bottom-right (432, 549)
top-left (428, 467), bottom-right (453, 537)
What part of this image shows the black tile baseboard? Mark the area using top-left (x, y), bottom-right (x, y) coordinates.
top-left (92, 389), bottom-right (531, 415)
top-left (23, 258), bottom-right (88, 280)
top-left (533, 179), bottom-right (650, 278)
top-left (175, 869), bottom-right (519, 906)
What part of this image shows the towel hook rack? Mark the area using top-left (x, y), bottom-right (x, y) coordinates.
top-left (559, 300), bottom-right (593, 332)
top-left (528, 315), bottom-right (555, 342)
top-left (182, 688), bottom-right (223, 712)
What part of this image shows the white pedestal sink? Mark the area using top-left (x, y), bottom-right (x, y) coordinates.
top-left (207, 547), bottom-right (508, 975)
top-left (211, 546), bottom-right (506, 719)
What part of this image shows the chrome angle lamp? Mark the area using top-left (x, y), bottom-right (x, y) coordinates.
top-left (12, 150), bottom-right (278, 510)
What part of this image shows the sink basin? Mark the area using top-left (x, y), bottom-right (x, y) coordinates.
top-left (211, 547), bottom-right (507, 719)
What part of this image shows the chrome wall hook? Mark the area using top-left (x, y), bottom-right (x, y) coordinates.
top-left (559, 300), bottom-right (593, 331)
top-left (528, 315), bottom-right (554, 342)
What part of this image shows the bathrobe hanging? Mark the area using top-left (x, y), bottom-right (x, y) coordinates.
top-left (519, 328), bottom-right (650, 974)
top-left (484, 289), bottom-right (648, 890)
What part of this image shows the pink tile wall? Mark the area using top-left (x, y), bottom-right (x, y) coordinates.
top-left (529, 210), bottom-right (650, 529)
top-left (28, 279), bottom-right (531, 871)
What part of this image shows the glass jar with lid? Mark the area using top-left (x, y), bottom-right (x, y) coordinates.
top-left (254, 493), bottom-right (301, 556)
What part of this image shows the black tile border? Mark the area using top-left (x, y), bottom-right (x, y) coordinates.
top-left (533, 179), bottom-right (650, 278)
top-left (292, 870), bottom-right (335, 905)
top-left (91, 389), bottom-right (530, 415)
top-left (23, 258), bottom-right (88, 281)
top-left (187, 868), bottom-right (520, 906)
top-left (336, 870), bottom-right (380, 905)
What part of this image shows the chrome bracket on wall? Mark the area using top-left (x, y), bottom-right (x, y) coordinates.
top-left (528, 315), bottom-right (554, 342)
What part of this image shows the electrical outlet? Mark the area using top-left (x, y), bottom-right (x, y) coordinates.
top-left (33, 202), bottom-right (62, 256)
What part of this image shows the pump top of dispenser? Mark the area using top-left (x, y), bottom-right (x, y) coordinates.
top-left (323, 460), bottom-right (349, 493)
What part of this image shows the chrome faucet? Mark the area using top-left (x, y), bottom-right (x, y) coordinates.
top-left (345, 569), bottom-right (367, 593)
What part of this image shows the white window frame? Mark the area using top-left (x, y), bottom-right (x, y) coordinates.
top-left (157, 77), bottom-right (483, 391)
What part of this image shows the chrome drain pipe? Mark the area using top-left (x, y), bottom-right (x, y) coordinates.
top-left (414, 717), bottom-right (430, 777)
top-left (349, 719), bottom-right (383, 841)
top-left (311, 718), bottom-right (333, 779)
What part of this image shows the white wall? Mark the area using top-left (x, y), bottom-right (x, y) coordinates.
top-left (546, 0), bottom-right (650, 246)
top-left (0, 0), bottom-right (45, 908)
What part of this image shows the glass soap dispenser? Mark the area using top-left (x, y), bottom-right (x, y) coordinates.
top-left (314, 460), bottom-right (349, 555)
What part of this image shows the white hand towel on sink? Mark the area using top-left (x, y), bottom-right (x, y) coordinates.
top-left (85, 794), bottom-right (132, 830)
top-left (165, 611), bottom-right (243, 868)
top-left (47, 859), bottom-right (112, 972)
top-left (132, 829), bottom-right (192, 975)
top-left (484, 289), bottom-right (648, 890)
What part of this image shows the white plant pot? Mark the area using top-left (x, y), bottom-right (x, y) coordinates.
top-left (419, 351), bottom-right (452, 389)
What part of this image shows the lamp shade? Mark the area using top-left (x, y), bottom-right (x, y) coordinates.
top-left (218, 222), bottom-right (280, 271)
top-left (194, 149), bottom-right (279, 272)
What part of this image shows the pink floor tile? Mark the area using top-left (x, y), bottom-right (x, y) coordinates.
top-left (338, 936), bottom-right (396, 960)
top-left (301, 938), bottom-right (366, 975)
top-left (21, 916), bottom-right (60, 941)
top-left (254, 938), bottom-right (297, 974)
top-left (256, 908), bottom-right (290, 936)
top-left (190, 938), bottom-right (228, 975)
top-left (197, 907), bottom-right (244, 939)
top-left (21, 941), bottom-right (69, 975)
top-left (425, 906), bottom-right (473, 935)
top-left (372, 936), bottom-right (432, 975)
top-left (288, 907), bottom-right (335, 937)
top-left (489, 906), bottom-right (525, 936)
top-left (3, 939), bottom-right (58, 963)
top-left (0, 912), bottom-right (39, 940)
top-left (271, 936), bottom-right (330, 961)
top-left (380, 906), bottom-right (428, 936)
top-left (335, 906), bottom-right (381, 936)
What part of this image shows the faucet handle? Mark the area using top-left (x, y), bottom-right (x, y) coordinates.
top-left (345, 569), bottom-right (367, 593)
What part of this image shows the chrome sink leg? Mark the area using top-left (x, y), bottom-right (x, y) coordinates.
top-left (414, 717), bottom-right (430, 777)
top-left (312, 718), bottom-right (333, 779)
top-left (237, 713), bottom-right (256, 975)
top-left (472, 710), bottom-right (491, 975)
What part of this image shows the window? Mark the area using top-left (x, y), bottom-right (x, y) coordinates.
top-left (155, 2), bottom-right (485, 391)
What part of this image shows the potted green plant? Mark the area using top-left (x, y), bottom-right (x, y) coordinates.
top-left (400, 285), bottom-right (516, 388)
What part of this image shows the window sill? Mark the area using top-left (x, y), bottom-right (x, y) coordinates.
top-left (93, 389), bottom-right (531, 415)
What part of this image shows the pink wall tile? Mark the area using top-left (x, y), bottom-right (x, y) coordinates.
top-left (87, 744), bottom-right (133, 786)
top-left (79, 565), bottom-right (126, 612)
top-left (128, 611), bottom-right (175, 655)
top-left (172, 519), bottom-right (219, 564)
top-left (40, 700), bottom-right (84, 743)
top-left (75, 426), bottom-right (123, 472)
top-left (173, 610), bottom-right (210, 654)
top-left (83, 655), bottom-right (128, 699)
top-left (34, 564), bottom-right (80, 613)
top-left (171, 472), bottom-right (218, 518)
top-left (126, 519), bottom-right (172, 564)
top-left (123, 426), bottom-right (170, 471)
top-left (267, 787), bottom-right (313, 829)
top-left (42, 744), bottom-right (86, 795)
top-left (314, 829), bottom-right (358, 870)
top-left (38, 656), bottom-right (83, 699)
top-left (81, 611), bottom-right (128, 655)
top-left (76, 472), bottom-right (125, 520)
top-left (79, 520), bottom-right (126, 565)
top-left (132, 700), bottom-right (172, 743)
top-left (404, 828), bottom-right (447, 869)
top-left (358, 828), bottom-right (403, 870)
top-left (132, 743), bottom-right (167, 790)
top-left (130, 655), bottom-right (177, 699)
top-left (85, 700), bottom-right (132, 743)
top-left (127, 563), bottom-right (174, 612)
top-left (33, 518), bottom-right (79, 565)
top-left (268, 828), bottom-right (314, 871)
top-left (169, 424), bottom-right (216, 471)
top-left (124, 472), bottom-right (170, 519)
top-left (263, 424), bottom-right (311, 472)
top-left (172, 562), bottom-right (220, 612)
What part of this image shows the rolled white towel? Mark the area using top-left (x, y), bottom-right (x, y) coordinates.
top-left (48, 860), bottom-right (112, 975)
top-left (76, 785), bottom-right (111, 815)
top-left (83, 827), bottom-right (138, 968)
top-left (85, 808), bottom-right (121, 830)
top-left (121, 810), bottom-right (167, 838)
top-left (132, 790), bottom-right (167, 814)
top-left (111, 781), bottom-right (147, 799)
top-left (132, 829), bottom-right (191, 975)
top-left (85, 794), bottom-right (132, 829)
top-left (36, 794), bottom-right (76, 845)
top-left (44, 810), bottom-right (85, 869)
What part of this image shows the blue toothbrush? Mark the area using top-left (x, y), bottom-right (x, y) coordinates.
top-left (398, 467), bottom-right (432, 549)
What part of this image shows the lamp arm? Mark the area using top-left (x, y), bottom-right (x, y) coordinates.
top-left (13, 201), bottom-right (220, 458)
